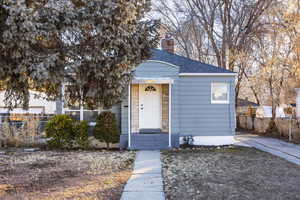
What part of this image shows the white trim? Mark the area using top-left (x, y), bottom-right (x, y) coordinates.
top-left (180, 136), bottom-right (236, 146)
top-left (61, 84), bottom-right (65, 114)
top-left (179, 73), bottom-right (237, 76)
top-left (146, 60), bottom-right (180, 69)
top-left (80, 99), bottom-right (84, 121)
top-left (132, 77), bottom-right (174, 84)
top-left (211, 82), bottom-right (230, 104)
top-left (128, 84), bottom-right (131, 148)
top-left (168, 83), bottom-right (172, 147)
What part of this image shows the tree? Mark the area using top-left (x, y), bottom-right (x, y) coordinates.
top-left (93, 111), bottom-right (119, 149)
top-left (247, 1), bottom-right (296, 131)
top-left (0, 0), bottom-right (160, 109)
top-left (152, 0), bottom-right (274, 106)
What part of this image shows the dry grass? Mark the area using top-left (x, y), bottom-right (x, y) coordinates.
top-left (162, 146), bottom-right (300, 200)
top-left (0, 150), bottom-right (135, 200)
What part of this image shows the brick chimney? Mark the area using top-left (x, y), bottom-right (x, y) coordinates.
top-left (161, 34), bottom-right (174, 54)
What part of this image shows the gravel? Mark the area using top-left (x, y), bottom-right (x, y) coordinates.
top-left (161, 146), bottom-right (300, 200)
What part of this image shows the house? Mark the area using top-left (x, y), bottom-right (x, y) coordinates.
top-left (58, 36), bottom-right (236, 149)
top-left (255, 104), bottom-right (298, 118)
top-left (236, 98), bottom-right (259, 116)
top-left (0, 90), bottom-right (57, 115)
top-left (116, 36), bottom-right (236, 149)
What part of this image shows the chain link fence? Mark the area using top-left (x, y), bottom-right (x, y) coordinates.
top-left (0, 114), bottom-right (53, 147)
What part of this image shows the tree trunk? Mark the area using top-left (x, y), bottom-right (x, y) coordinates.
top-left (267, 78), bottom-right (278, 134)
top-left (250, 86), bottom-right (260, 105)
top-left (106, 142), bottom-right (110, 150)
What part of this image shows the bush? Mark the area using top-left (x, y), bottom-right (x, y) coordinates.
top-left (74, 120), bottom-right (89, 149)
top-left (45, 115), bottom-right (75, 148)
top-left (93, 111), bottom-right (119, 149)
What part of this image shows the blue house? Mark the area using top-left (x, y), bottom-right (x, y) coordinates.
top-left (118, 37), bottom-right (236, 150)
top-left (59, 36), bottom-right (236, 150)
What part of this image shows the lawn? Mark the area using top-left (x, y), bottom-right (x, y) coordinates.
top-left (0, 149), bottom-right (135, 200)
top-left (161, 146), bottom-right (300, 200)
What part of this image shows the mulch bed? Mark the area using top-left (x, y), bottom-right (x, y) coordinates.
top-left (162, 146), bottom-right (300, 200)
top-left (0, 149), bottom-right (135, 200)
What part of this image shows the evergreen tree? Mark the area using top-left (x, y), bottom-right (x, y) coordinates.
top-left (0, 0), bottom-right (159, 109)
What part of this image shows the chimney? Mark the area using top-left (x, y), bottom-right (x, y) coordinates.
top-left (161, 34), bottom-right (174, 54)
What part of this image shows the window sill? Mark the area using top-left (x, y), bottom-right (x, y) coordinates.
top-left (211, 101), bottom-right (229, 104)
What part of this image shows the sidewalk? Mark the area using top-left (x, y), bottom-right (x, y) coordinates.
top-left (235, 134), bottom-right (300, 166)
top-left (121, 151), bottom-right (165, 200)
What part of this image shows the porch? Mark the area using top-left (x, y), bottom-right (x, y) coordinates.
top-left (123, 77), bottom-right (178, 150)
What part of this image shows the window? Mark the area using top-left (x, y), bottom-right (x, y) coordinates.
top-left (145, 85), bottom-right (157, 92)
top-left (62, 84), bottom-right (101, 122)
top-left (211, 83), bottom-right (229, 104)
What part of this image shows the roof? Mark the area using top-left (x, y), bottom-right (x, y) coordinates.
top-left (150, 49), bottom-right (235, 74)
top-left (237, 98), bottom-right (260, 107)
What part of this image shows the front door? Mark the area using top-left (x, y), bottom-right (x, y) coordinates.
top-left (139, 84), bottom-right (162, 129)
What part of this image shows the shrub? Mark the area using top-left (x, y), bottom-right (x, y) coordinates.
top-left (93, 111), bottom-right (119, 149)
top-left (45, 115), bottom-right (75, 148)
top-left (74, 120), bottom-right (89, 149)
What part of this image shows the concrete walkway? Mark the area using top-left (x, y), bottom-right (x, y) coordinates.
top-left (235, 134), bottom-right (300, 166)
top-left (121, 151), bottom-right (165, 200)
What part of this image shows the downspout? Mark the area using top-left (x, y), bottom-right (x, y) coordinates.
top-left (168, 83), bottom-right (172, 147)
top-left (128, 84), bottom-right (131, 148)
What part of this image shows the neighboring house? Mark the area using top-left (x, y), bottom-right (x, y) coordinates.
top-left (236, 98), bottom-right (259, 115)
top-left (0, 90), bottom-right (57, 115)
top-left (256, 104), bottom-right (295, 118)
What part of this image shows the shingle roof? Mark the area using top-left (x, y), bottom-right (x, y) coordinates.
top-left (150, 49), bottom-right (235, 73)
top-left (237, 98), bottom-right (260, 107)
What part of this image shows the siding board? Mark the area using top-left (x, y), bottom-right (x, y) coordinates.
top-left (179, 76), bottom-right (235, 136)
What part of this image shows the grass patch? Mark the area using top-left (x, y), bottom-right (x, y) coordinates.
top-left (162, 146), bottom-right (300, 200)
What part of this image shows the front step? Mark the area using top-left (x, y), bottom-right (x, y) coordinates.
top-left (130, 134), bottom-right (177, 150)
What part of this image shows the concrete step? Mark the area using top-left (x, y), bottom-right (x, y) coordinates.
top-left (130, 146), bottom-right (169, 150)
top-left (129, 133), bottom-right (180, 150)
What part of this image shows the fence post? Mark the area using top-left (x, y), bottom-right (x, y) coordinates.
top-left (289, 116), bottom-right (292, 142)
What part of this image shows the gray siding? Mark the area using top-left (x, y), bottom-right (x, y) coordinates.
top-left (121, 61), bottom-right (180, 135)
top-left (178, 76), bottom-right (235, 136)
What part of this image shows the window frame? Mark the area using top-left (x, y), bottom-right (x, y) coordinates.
top-left (62, 84), bottom-right (101, 123)
top-left (211, 82), bottom-right (230, 104)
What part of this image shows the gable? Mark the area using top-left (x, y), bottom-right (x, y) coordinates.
top-left (134, 60), bottom-right (179, 78)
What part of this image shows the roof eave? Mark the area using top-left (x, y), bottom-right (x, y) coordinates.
top-left (179, 73), bottom-right (237, 76)
top-left (146, 60), bottom-right (180, 69)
